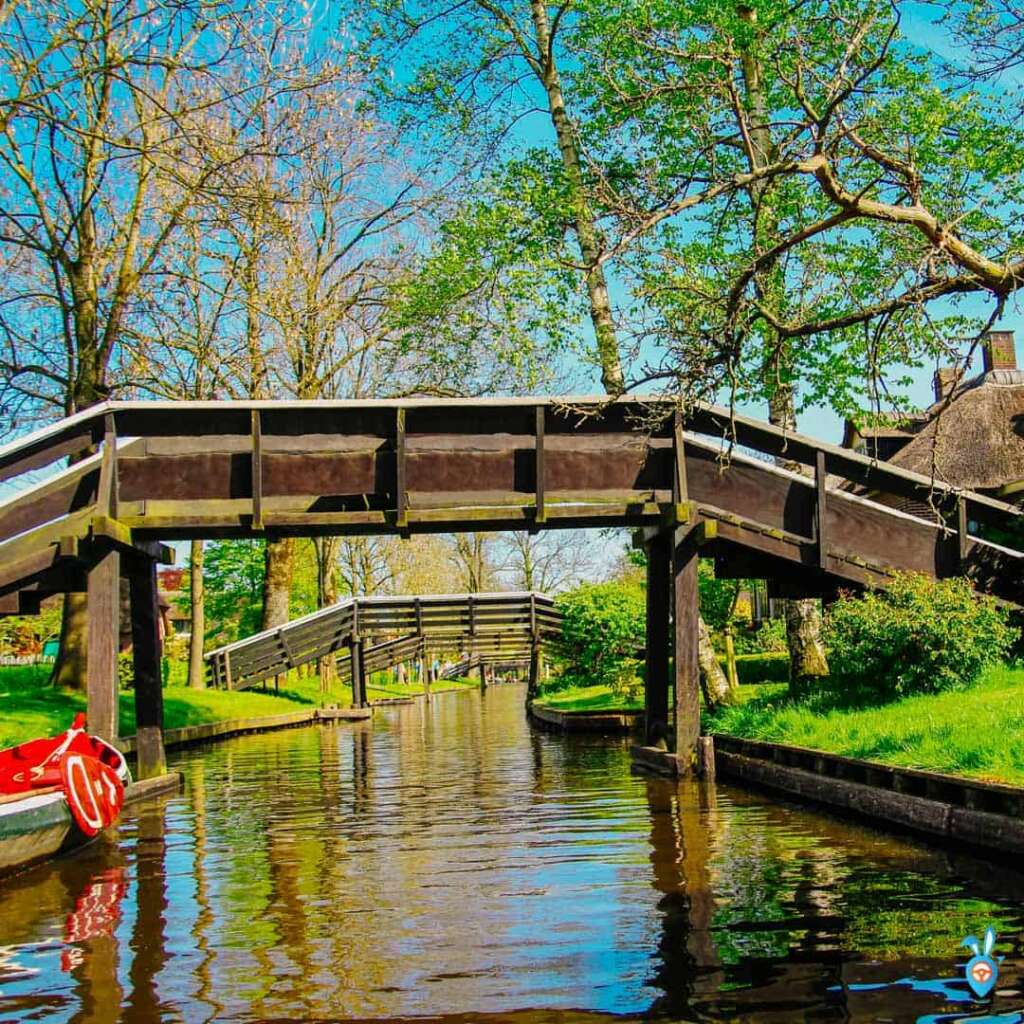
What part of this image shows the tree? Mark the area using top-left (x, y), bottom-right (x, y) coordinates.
top-left (0, 0), bottom-right (342, 687)
top-left (503, 530), bottom-right (597, 593)
top-left (372, 0), bottom-right (626, 391)
top-left (196, 541), bottom-right (266, 646)
top-left (446, 534), bottom-right (504, 592)
top-left (562, 0), bottom-right (1024, 685)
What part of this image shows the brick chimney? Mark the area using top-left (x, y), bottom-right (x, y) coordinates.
top-left (983, 330), bottom-right (1017, 372)
top-left (933, 367), bottom-right (962, 403)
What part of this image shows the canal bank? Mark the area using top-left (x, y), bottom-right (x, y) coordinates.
top-left (5, 683), bottom-right (1024, 1023)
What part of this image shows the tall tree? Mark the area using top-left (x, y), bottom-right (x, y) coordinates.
top-left (0, 0), bottom-right (339, 687)
top-left (447, 534), bottom-right (504, 593)
top-left (503, 530), bottom-right (596, 593)
top-left (371, 0), bottom-right (627, 391)
top-left (376, 0), bottom-right (734, 700)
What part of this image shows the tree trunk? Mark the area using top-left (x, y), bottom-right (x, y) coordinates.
top-left (188, 539), bottom-right (206, 689)
top-left (785, 598), bottom-right (829, 697)
top-left (51, 592), bottom-right (89, 690)
top-left (315, 537), bottom-right (340, 689)
top-left (697, 615), bottom-right (734, 708)
top-left (527, 0), bottom-right (624, 394)
top-left (261, 536), bottom-right (294, 630)
top-left (768, 371), bottom-right (830, 695)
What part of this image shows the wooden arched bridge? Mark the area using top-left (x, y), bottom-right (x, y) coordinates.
top-left (0, 395), bottom-right (1021, 779)
top-left (205, 591), bottom-right (562, 706)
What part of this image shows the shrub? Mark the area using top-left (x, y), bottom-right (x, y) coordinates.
top-left (733, 616), bottom-right (788, 655)
top-left (717, 651), bottom-right (790, 685)
top-left (824, 574), bottom-right (1014, 699)
top-left (553, 581), bottom-right (645, 698)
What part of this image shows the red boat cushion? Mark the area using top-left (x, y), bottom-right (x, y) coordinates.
top-left (0, 714), bottom-right (127, 796)
top-left (60, 753), bottom-right (124, 837)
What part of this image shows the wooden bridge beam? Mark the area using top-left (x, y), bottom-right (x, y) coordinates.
top-left (86, 547), bottom-right (120, 744)
top-left (674, 525), bottom-right (701, 770)
top-left (128, 554), bottom-right (166, 779)
top-left (350, 638), bottom-right (367, 708)
top-left (644, 531), bottom-right (671, 748)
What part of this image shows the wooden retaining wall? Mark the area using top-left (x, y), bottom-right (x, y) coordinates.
top-left (529, 703), bottom-right (642, 734)
top-left (117, 706), bottom-right (371, 756)
top-left (632, 735), bottom-right (1024, 856)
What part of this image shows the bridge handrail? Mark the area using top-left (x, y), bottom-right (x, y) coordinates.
top-left (1, 396), bottom-right (1019, 524)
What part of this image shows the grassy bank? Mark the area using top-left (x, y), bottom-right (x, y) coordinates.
top-left (534, 683), bottom-right (642, 713)
top-left (534, 652), bottom-right (786, 715)
top-left (705, 663), bottom-right (1024, 785)
top-left (0, 664), bottom-right (479, 749)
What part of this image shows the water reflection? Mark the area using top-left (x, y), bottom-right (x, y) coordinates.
top-left (1, 685), bottom-right (1024, 1022)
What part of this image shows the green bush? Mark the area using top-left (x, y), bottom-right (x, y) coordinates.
top-left (733, 617), bottom-right (788, 655)
top-left (824, 574), bottom-right (1014, 699)
top-left (718, 651), bottom-right (790, 685)
top-left (552, 581), bottom-right (645, 698)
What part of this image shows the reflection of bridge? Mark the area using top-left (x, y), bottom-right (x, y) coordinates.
top-left (0, 395), bottom-right (1021, 779)
top-left (205, 592), bottom-right (562, 706)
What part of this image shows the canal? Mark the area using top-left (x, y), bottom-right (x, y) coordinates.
top-left (3, 684), bottom-right (1024, 1022)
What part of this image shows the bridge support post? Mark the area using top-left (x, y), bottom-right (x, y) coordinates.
top-left (674, 527), bottom-right (701, 770)
top-left (350, 639), bottom-right (367, 708)
top-left (87, 548), bottom-right (120, 744)
top-left (527, 643), bottom-right (543, 705)
top-left (479, 660), bottom-right (487, 691)
top-left (128, 555), bottom-right (166, 779)
top-left (644, 532), bottom-right (671, 748)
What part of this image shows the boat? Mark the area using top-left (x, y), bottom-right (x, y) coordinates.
top-left (0, 714), bottom-right (130, 876)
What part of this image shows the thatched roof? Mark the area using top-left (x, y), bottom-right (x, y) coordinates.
top-left (886, 370), bottom-right (1024, 491)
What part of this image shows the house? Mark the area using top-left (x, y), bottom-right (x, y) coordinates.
top-left (842, 330), bottom-right (1024, 510)
top-left (156, 567), bottom-right (189, 637)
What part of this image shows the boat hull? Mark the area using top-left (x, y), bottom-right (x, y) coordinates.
top-left (0, 788), bottom-right (88, 876)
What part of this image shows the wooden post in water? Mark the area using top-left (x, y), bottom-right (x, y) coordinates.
top-left (644, 532), bottom-right (671, 748)
top-left (527, 643), bottom-right (542, 706)
top-left (128, 556), bottom-right (166, 778)
top-left (350, 639), bottom-right (367, 708)
top-left (479, 659), bottom-right (487, 691)
top-left (674, 527), bottom-right (701, 770)
top-left (87, 548), bottom-right (120, 743)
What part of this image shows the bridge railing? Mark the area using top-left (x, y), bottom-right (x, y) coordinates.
top-left (1, 396), bottom-right (1023, 611)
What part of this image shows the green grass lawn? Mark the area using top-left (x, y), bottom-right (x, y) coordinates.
top-left (705, 662), bottom-right (1024, 785)
top-left (0, 663), bottom-right (480, 749)
top-left (534, 683), bottom-right (642, 713)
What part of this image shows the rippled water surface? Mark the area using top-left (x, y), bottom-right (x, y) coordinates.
top-left (4, 684), bottom-right (1024, 1022)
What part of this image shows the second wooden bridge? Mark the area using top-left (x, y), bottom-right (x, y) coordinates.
top-left (205, 592), bottom-right (562, 706)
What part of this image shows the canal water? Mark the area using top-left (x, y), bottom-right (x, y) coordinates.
top-left (3, 685), bottom-right (1024, 1023)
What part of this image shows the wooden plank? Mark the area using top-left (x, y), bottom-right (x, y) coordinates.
top-left (535, 405), bottom-right (546, 525)
top-left (0, 453), bottom-right (102, 546)
top-left (96, 412), bottom-right (119, 519)
top-left (350, 639), bottom-right (367, 708)
top-left (128, 557), bottom-right (166, 779)
top-left (87, 549), bottom-right (120, 743)
top-left (0, 415), bottom-right (100, 483)
top-left (251, 410), bottom-right (263, 530)
top-left (816, 449), bottom-right (828, 571)
top-left (673, 410), bottom-right (688, 503)
top-left (958, 496), bottom-right (969, 568)
top-left (396, 407), bottom-right (407, 529)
